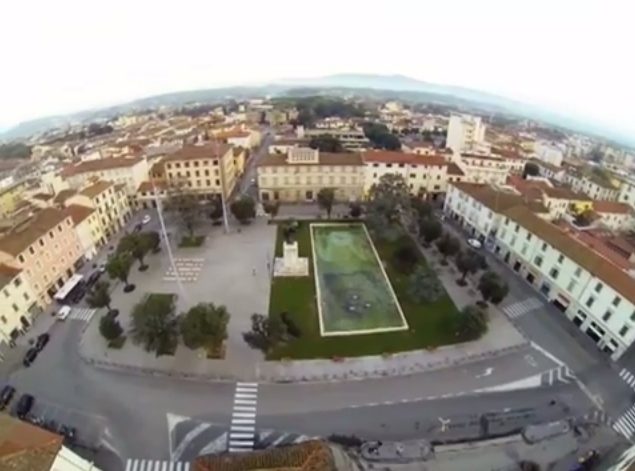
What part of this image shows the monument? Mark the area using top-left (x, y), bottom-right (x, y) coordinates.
top-left (274, 240), bottom-right (309, 277)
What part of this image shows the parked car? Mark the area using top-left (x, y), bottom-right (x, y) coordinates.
top-left (23, 348), bottom-right (38, 367)
top-left (467, 238), bottom-right (482, 249)
top-left (69, 283), bottom-right (86, 304)
top-left (0, 385), bottom-right (16, 410)
top-left (15, 394), bottom-right (34, 419)
top-left (142, 215), bottom-right (151, 225)
top-left (35, 333), bottom-right (50, 352)
top-left (56, 306), bottom-right (71, 321)
top-left (86, 271), bottom-right (102, 287)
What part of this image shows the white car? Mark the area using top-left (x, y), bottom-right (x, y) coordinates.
top-left (467, 238), bottom-right (482, 249)
top-left (141, 215), bottom-right (151, 225)
top-left (56, 306), bottom-right (71, 321)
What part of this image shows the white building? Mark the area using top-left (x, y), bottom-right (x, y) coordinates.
top-left (444, 181), bottom-right (635, 360)
top-left (446, 114), bottom-right (486, 154)
top-left (533, 141), bottom-right (564, 168)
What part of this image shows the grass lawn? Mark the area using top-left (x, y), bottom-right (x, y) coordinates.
top-left (268, 221), bottom-right (475, 360)
top-left (179, 235), bottom-right (205, 247)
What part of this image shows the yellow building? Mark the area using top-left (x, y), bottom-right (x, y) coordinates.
top-left (0, 264), bottom-right (39, 343)
top-left (64, 204), bottom-right (104, 260)
top-left (0, 208), bottom-right (83, 307)
top-left (0, 181), bottom-right (29, 217)
top-left (257, 148), bottom-right (364, 202)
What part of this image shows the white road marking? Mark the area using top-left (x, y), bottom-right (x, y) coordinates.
top-left (171, 423), bottom-right (211, 462)
top-left (229, 382), bottom-right (259, 452)
top-left (475, 367), bottom-right (494, 378)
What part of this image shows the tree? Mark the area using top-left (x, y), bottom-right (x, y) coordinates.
top-left (99, 314), bottom-right (123, 341)
top-left (262, 201), bottom-right (280, 221)
top-left (317, 188), bottom-right (336, 218)
top-left (118, 233), bottom-right (152, 271)
top-left (106, 252), bottom-right (135, 292)
top-left (455, 250), bottom-right (485, 285)
top-left (143, 231), bottom-right (161, 253)
top-left (478, 271), bottom-right (509, 305)
top-left (309, 134), bottom-right (344, 153)
top-left (349, 202), bottom-right (362, 218)
top-left (411, 197), bottom-right (433, 221)
top-left (419, 218), bottom-right (442, 245)
top-left (242, 313), bottom-right (288, 354)
top-left (522, 162), bottom-right (540, 178)
top-left (86, 281), bottom-right (114, 314)
top-left (574, 209), bottom-right (595, 227)
top-left (453, 304), bottom-right (487, 339)
top-left (167, 183), bottom-right (200, 237)
top-left (230, 196), bottom-right (256, 224)
top-left (408, 266), bottom-right (444, 303)
top-left (393, 242), bottom-right (419, 274)
top-left (436, 233), bottom-right (460, 264)
top-left (180, 303), bottom-right (230, 353)
top-left (362, 122), bottom-right (401, 150)
top-left (367, 174), bottom-right (411, 225)
top-left (131, 295), bottom-right (178, 356)
top-left (209, 198), bottom-right (224, 225)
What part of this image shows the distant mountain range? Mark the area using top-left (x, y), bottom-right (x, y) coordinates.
top-left (2, 73), bottom-right (632, 147)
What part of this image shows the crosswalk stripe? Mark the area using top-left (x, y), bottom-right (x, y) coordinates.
top-left (234, 399), bottom-right (257, 405)
top-left (125, 460), bottom-right (190, 471)
top-left (233, 412), bottom-right (256, 418)
top-left (237, 382), bottom-right (258, 387)
top-left (233, 406), bottom-right (257, 412)
top-left (229, 382), bottom-right (258, 453)
top-left (232, 418), bottom-right (255, 424)
top-left (231, 432), bottom-right (255, 439)
top-left (232, 425), bottom-right (256, 432)
top-left (235, 393), bottom-right (257, 399)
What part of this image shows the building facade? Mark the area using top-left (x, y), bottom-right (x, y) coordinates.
top-left (0, 264), bottom-right (38, 343)
top-left (446, 114), bottom-right (486, 154)
top-left (0, 208), bottom-right (83, 307)
top-left (257, 148), bottom-right (364, 203)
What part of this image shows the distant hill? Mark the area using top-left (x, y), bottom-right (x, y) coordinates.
top-left (1, 73), bottom-right (632, 147)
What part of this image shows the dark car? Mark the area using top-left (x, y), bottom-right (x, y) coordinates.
top-left (86, 271), bottom-right (102, 287)
top-left (35, 333), bottom-right (50, 352)
top-left (69, 283), bottom-right (87, 304)
top-left (0, 385), bottom-right (16, 410)
top-left (15, 394), bottom-right (34, 419)
top-left (23, 348), bottom-right (38, 367)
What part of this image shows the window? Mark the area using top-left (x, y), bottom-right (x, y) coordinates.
top-left (574, 267), bottom-right (582, 278)
top-left (511, 235), bottom-right (517, 246)
top-left (215, 179), bottom-right (220, 186)
top-left (13, 277), bottom-right (21, 288)
top-left (549, 267), bottom-right (559, 279)
top-left (534, 256), bottom-right (543, 267)
top-left (566, 280), bottom-right (576, 292)
top-left (205, 170), bottom-right (210, 176)
top-left (620, 325), bottom-right (630, 337)
top-left (557, 254), bottom-right (564, 264)
top-left (2, 289), bottom-right (8, 298)
top-left (0, 315), bottom-right (6, 324)
top-left (585, 296), bottom-right (595, 308)
top-left (29, 246), bottom-right (35, 255)
top-left (58, 225), bottom-right (62, 232)
top-left (514, 224), bottom-right (519, 233)
top-left (11, 304), bottom-right (18, 312)
top-left (206, 180), bottom-right (211, 186)
top-left (39, 239), bottom-right (44, 247)
top-left (521, 245), bottom-right (527, 256)
top-left (602, 310), bottom-right (612, 322)
top-left (526, 233), bottom-right (532, 241)
top-left (613, 296), bottom-right (621, 307)
top-left (595, 282), bottom-right (603, 293)
top-left (409, 173), bottom-right (416, 179)
top-left (23, 292), bottom-right (29, 301)
top-left (18, 254), bottom-right (25, 263)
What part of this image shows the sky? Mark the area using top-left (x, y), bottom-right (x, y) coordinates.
top-left (1, 0), bottom-right (634, 136)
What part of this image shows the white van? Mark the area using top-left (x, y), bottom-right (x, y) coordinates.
top-left (56, 306), bottom-right (71, 321)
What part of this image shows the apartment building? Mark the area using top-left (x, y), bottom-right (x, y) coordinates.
top-left (362, 151), bottom-right (449, 198)
top-left (496, 205), bottom-right (635, 359)
top-left (257, 147), bottom-right (364, 203)
top-left (458, 153), bottom-right (512, 185)
top-left (303, 128), bottom-right (370, 151)
top-left (0, 264), bottom-right (38, 343)
top-left (61, 157), bottom-right (150, 206)
top-left (446, 114), bottom-right (486, 154)
top-left (564, 172), bottom-right (620, 201)
top-left (592, 200), bottom-right (635, 232)
top-left (163, 142), bottom-right (238, 197)
top-left (534, 159), bottom-right (567, 182)
top-left (64, 204), bottom-right (103, 260)
top-left (0, 181), bottom-right (29, 217)
top-left (443, 182), bottom-right (548, 247)
top-left (0, 208), bottom-right (83, 307)
top-left (65, 181), bottom-right (131, 240)
top-left (533, 141), bottom-right (564, 167)
top-left (617, 175), bottom-right (635, 211)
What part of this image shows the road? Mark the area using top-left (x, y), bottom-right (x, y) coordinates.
top-left (235, 128), bottom-right (274, 200)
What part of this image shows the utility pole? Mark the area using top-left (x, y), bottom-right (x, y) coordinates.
top-left (216, 141), bottom-right (231, 233)
top-left (152, 180), bottom-right (188, 303)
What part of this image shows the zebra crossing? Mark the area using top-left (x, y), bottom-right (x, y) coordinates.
top-left (229, 382), bottom-right (258, 453)
top-left (254, 430), bottom-right (319, 449)
top-left (583, 408), bottom-right (611, 426)
top-left (613, 404), bottom-right (635, 440)
top-left (619, 368), bottom-right (635, 390)
top-left (502, 298), bottom-right (544, 319)
top-left (540, 365), bottom-right (576, 386)
top-left (69, 307), bottom-right (97, 322)
top-left (125, 459), bottom-right (190, 471)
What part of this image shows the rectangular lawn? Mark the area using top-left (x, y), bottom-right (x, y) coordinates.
top-left (311, 223), bottom-right (407, 335)
top-left (268, 221), bottom-right (473, 360)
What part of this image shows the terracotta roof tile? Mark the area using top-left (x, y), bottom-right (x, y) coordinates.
top-left (53, 189), bottom-right (77, 205)
top-left (362, 150), bottom-right (447, 166)
top-left (0, 413), bottom-right (63, 471)
top-left (163, 142), bottom-right (232, 162)
top-left (80, 181), bottom-right (112, 198)
top-left (64, 204), bottom-right (95, 225)
top-left (503, 206), bottom-right (635, 304)
top-left (446, 162), bottom-right (465, 176)
top-left (60, 157), bottom-right (143, 177)
top-left (450, 182), bottom-right (548, 214)
top-left (31, 193), bottom-right (54, 201)
top-left (258, 152), bottom-right (363, 167)
top-left (593, 200), bottom-right (633, 215)
top-left (0, 208), bottom-right (71, 256)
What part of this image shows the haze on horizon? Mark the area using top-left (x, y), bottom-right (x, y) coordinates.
top-left (1, 0), bottom-right (633, 136)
